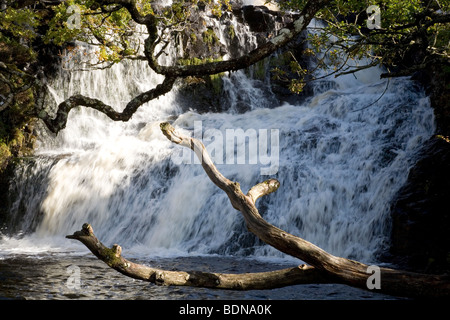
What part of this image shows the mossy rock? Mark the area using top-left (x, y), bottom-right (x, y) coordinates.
top-left (0, 143), bottom-right (12, 172)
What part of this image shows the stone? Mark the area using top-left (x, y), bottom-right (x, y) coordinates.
top-left (389, 136), bottom-right (450, 274)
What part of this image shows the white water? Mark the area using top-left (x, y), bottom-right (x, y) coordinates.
top-left (0, 19), bottom-right (435, 266)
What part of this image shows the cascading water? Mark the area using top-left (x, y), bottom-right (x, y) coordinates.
top-left (0, 7), bottom-right (435, 299)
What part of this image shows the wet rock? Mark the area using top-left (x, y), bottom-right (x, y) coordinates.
top-left (388, 59), bottom-right (450, 275)
top-left (241, 5), bottom-right (280, 33)
top-left (389, 136), bottom-right (450, 274)
top-left (175, 3), bottom-right (308, 113)
top-left (419, 61), bottom-right (450, 137)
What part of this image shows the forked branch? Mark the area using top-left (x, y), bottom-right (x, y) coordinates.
top-left (158, 122), bottom-right (450, 298)
top-left (67, 123), bottom-right (450, 298)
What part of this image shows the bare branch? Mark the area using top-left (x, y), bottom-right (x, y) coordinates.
top-left (66, 122), bottom-right (450, 298)
top-left (66, 223), bottom-right (333, 290)
top-left (160, 122), bottom-right (233, 197)
top-left (37, 76), bottom-right (177, 134)
top-left (158, 123), bottom-right (450, 298)
top-left (247, 179), bottom-right (280, 203)
top-left (334, 60), bottom-right (380, 77)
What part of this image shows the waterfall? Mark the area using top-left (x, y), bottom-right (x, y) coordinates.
top-left (0, 13), bottom-right (435, 265)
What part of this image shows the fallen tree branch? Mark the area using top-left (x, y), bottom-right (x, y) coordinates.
top-left (158, 122), bottom-right (450, 298)
top-left (67, 123), bottom-right (450, 298)
top-left (66, 223), bottom-right (334, 290)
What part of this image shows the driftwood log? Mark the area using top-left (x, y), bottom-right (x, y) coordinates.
top-left (67, 122), bottom-right (450, 298)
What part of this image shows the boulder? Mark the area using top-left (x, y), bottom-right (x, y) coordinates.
top-left (389, 136), bottom-right (450, 274)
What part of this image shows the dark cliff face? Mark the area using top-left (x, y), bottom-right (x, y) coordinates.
top-left (414, 62), bottom-right (450, 137)
top-left (389, 136), bottom-right (450, 274)
top-left (388, 63), bottom-right (450, 275)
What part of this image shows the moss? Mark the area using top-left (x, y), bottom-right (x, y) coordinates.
top-left (178, 57), bottom-right (200, 66)
top-left (209, 73), bottom-right (223, 94)
top-left (0, 143), bottom-right (12, 171)
top-left (202, 28), bottom-right (219, 46)
top-left (101, 247), bottom-right (122, 267)
top-left (178, 57), bottom-right (222, 67)
top-left (177, 57), bottom-right (224, 94)
top-left (190, 32), bottom-right (197, 43)
top-left (269, 51), bottom-right (292, 68)
top-left (227, 24), bottom-right (235, 41)
top-left (160, 121), bottom-right (172, 132)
